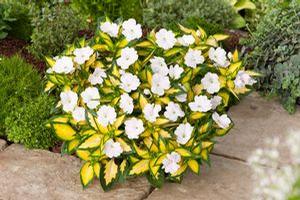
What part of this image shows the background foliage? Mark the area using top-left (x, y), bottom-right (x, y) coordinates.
top-left (143, 0), bottom-right (241, 30)
top-left (243, 1), bottom-right (300, 113)
top-left (70, 0), bottom-right (143, 23)
top-left (28, 3), bottom-right (86, 59)
top-left (0, 0), bottom-right (32, 40)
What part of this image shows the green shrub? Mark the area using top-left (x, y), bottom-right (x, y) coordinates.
top-left (0, 55), bottom-right (42, 135)
top-left (244, 0), bottom-right (288, 30)
top-left (243, 2), bottom-right (300, 113)
top-left (70, 0), bottom-right (143, 23)
top-left (5, 94), bottom-right (58, 149)
top-left (273, 54), bottom-right (300, 113)
top-left (184, 17), bottom-right (225, 35)
top-left (29, 4), bottom-right (87, 59)
top-left (143, 0), bottom-right (239, 30)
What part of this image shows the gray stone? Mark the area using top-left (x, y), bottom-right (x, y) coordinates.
top-left (214, 93), bottom-right (300, 163)
top-left (0, 139), bottom-right (7, 151)
top-left (0, 144), bottom-right (151, 200)
top-left (147, 155), bottom-right (252, 200)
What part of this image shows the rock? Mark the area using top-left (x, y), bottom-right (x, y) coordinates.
top-left (147, 155), bottom-right (252, 200)
top-left (0, 139), bottom-right (7, 151)
top-left (0, 144), bottom-right (151, 200)
top-left (214, 93), bottom-right (300, 163)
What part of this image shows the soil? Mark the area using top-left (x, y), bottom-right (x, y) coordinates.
top-left (223, 29), bottom-right (249, 52)
top-left (0, 37), bottom-right (46, 72)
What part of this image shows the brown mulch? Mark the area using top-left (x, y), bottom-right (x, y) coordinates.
top-left (0, 37), bottom-right (46, 72)
top-left (223, 29), bottom-right (249, 52)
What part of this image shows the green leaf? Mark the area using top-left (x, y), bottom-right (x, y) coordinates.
top-left (234, 0), bottom-right (256, 11)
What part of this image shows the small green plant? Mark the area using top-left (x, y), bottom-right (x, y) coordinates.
top-left (29, 4), bottom-right (87, 59)
top-left (143, 0), bottom-right (241, 30)
top-left (0, 55), bottom-right (42, 135)
top-left (5, 94), bottom-right (59, 149)
top-left (243, 2), bottom-right (300, 113)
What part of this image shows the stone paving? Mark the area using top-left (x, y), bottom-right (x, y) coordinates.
top-left (0, 93), bottom-right (299, 200)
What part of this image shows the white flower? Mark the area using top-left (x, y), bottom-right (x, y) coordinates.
top-left (212, 112), bottom-right (231, 129)
top-left (211, 95), bottom-right (222, 109)
top-left (72, 106), bottom-right (85, 122)
top-left (177, 35), bottom-right (195, 46)
top-left (234, 70), bottom-right (257, 88)
top-left (88, 68), bottom-right (107, 85)
top-left (155, 29), bottom-right (176, 50)
top-left (174, 123), bottom-right (193, 145)
top-left (162, 152), bottom-right (181, 174)
top-left (209, 47), bottom-right (230, 68)
top-left (184, 49), bottom-right (204, 68)
top-left (151, 74), bottom-right (170, 96)
top-left (150, 56), bottom-right (169, 76)
top-left (97, 105), bottom-right (117, 127)
top-left (286, 131), bottom-right (300, 164)
top-left (119, 93), bottom-right (134, 114)
top-left (100, 21), bottom-right (119, 37)
top-left (60, 90), bottom-right (78, 112)
top-left (53, 56), bottom-right (74, 74)
top-left (103, 139), bottom-right (123, 158)
top-left (122, 18), bottom-right (142, 41)
top-left (164, 102), bottom-right (185, 121)
top-left (143, 103), bottom-right (161, 122)
top-left (120, 72), bottom-right (140, 92)
top-left (81, 87), bottom-right (100, 109)
top-left (124, 118), bottom-right (145, 139)
top-left (201, 72), bottom-right (221, 94)
top-left (116, 47), bottom-right (138, 70)
top-left (169, 64), bottom-right (183, 80)
top-left (73, 46), bottom-right (94, 65)
top-left (189, 95), bottom-right (212, 112)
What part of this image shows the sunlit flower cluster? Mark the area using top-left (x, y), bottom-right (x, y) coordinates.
top-left (45, 19), bottom-right (257, 190)
top-left (248, 131), bottom-right (300, 200)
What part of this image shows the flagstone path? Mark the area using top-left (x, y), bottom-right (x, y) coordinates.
top-left (0, 92), bottom-right (299, 200)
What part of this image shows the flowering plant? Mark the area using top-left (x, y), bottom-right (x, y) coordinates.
top-left (248, 131), bottom-right (300, 200)
top-left (45, 18), bottom-right (257, 190)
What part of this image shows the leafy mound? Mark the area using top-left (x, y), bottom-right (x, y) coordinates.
top-left (45, 19), bottom-right (257, 190)
top-left (0, 55), bottom-right (42, 135)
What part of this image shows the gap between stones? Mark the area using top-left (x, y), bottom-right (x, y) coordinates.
top-left (141, 186), bottom-right (155, 200)
top-left (211, 152), bottom-right (247, 163)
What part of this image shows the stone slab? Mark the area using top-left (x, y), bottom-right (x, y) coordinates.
top-left (0, 144), bottom-right (151, 200)
top-left (214, 93), bottom-right (300, 162)
top-left (0, 139), bottom-right (7, 151)
top-left (147, 155), bottom-right (252, 200)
